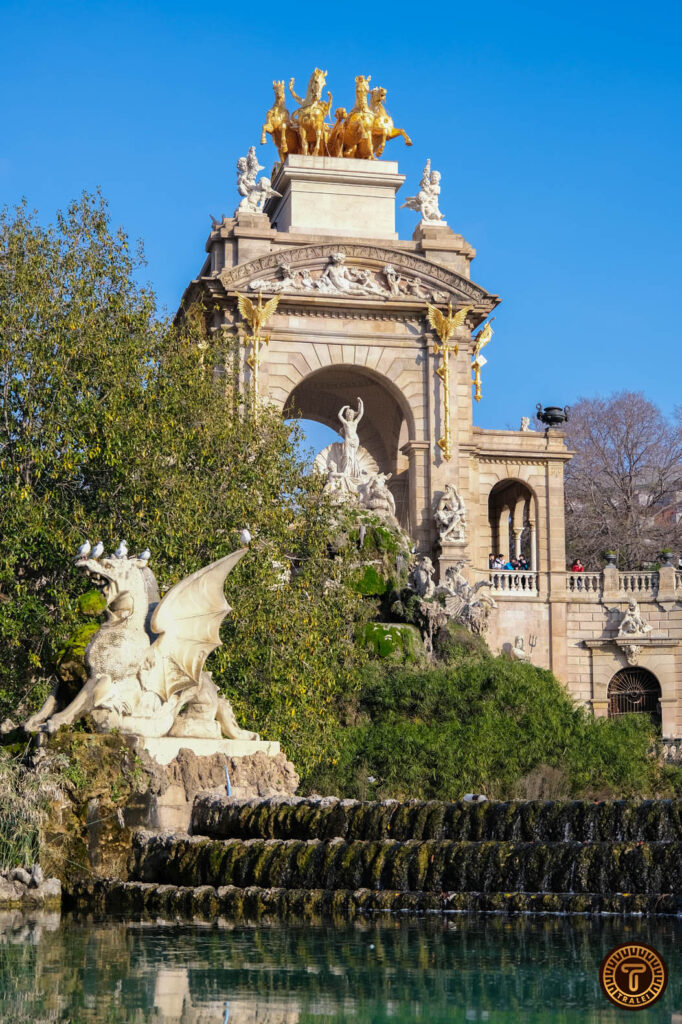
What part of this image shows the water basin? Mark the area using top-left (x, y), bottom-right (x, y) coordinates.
top-left (0, 913), bottom-right (680, 1022)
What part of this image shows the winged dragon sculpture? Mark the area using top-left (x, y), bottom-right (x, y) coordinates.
top-left (24, 546), bottom-right (258, 740)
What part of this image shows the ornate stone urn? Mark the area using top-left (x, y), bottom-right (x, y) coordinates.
top-left (536, 404), bottom-right (569, 428)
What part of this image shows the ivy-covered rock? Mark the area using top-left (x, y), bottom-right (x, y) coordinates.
top-left (358, 623), bottom-right (425, 664)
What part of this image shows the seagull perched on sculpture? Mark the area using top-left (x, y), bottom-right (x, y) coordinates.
top-left (76, 541), bottom-right (91, 559)
top-left (114, 540), bottom-right (128, 559)
top-left (91, 541), bottom-right (104, 559)
top-left (240, 529), bottom-right (252, 546)
top-left (138, 548), bottom-right (151, 563)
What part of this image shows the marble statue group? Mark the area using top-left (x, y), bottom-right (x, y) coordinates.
top-left (317, 399), bottom-right (396, 521)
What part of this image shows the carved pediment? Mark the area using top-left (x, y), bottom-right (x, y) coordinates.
top-left (218, 244), bottom-right (497, 315)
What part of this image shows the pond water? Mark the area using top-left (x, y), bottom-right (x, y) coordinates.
top-left (0, 912), bottom-right (680, 1022)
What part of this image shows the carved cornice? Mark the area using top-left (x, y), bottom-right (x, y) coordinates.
top-left (265, 305), bottom-right (424, 323)
top-left (473, 455), bottom-right (567, 467)
top-left (585, 637), bottom-right (679, 649)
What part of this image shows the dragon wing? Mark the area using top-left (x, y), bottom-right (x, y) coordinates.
top-left (150, 548), bottom-right (248, 691)
top-left (236, 292), bottom-right (256, 327)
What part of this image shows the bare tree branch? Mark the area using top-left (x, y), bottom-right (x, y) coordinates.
top-left (564, 391), bottom-right (682, 569)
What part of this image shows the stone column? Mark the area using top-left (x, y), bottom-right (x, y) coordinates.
top-left (529, 520), bottom-right (537, 571)
top-left (513, 528), bottom-right (523, 559)
top-left (657, 565), bottom-right (676, 609)
top-left (661, 699), bottom-right (677, 740)
top-left (496, 507), bottom-right (509, 559)
top-left (400, 440), bottom-right (432, 552)
top-left (591, 699), bottom-right (608, 720)
top-left (602, 566), bottom-right (619, 601)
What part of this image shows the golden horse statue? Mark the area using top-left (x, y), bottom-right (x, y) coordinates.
top-left (289, 68), bottom-right (333, 156)
top-left (260, 80), bottom-right (299, 161)
top-left (326, 107), bottom-right (347, 157)
top-left (342, 75), bottom-right (375, 159)
top-left (370, 87), bottom-right (412, 157)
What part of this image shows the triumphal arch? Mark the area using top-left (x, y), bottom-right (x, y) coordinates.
top-left (180, 71), bottom-right (682, 744)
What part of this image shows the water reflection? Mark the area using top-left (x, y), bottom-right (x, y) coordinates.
top-left (0, 913), bottom-right (680, 1022)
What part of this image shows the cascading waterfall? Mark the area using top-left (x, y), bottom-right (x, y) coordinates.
top-left (64, 796), bottom-right (682, 921)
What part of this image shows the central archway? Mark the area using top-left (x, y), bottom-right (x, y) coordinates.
top-left (284, 364), bottom-right (415, 528)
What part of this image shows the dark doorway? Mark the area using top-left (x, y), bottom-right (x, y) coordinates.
top-left (607, 667), bottom-right (661, 727)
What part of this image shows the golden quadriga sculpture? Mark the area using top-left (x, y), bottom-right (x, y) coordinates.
top-left (261, 69), bottom-right (412, 161)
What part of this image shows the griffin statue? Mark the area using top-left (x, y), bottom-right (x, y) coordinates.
top-left (23, 545), bottom-right (258, 741)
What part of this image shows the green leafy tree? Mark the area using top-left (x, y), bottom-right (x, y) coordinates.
top-left (0, 192), bottom-right (367, 777)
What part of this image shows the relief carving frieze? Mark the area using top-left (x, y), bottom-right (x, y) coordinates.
top-left (217, 243), bottom-right (496, 311)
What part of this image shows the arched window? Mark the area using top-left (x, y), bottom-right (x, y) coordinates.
top-left (487, 479), bottom-right (537, 569)
top-left (607, 668), bottom-right (661, 726)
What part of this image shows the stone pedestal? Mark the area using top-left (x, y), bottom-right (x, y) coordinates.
top-left (138, 736), bottom-right (280, 767)
top-left (266, 155), bottom-right (405, 238)
top-left (124, 737), bottom-right (294, 832)
top-left (412, 222), bottom-right (476, 277)
top-left (437, 539), bottom-right (469, 581)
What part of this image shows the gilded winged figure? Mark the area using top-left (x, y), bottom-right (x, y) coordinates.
top-left (236, 292), bottom-right (280, 336)
top-left (426, 303), bottom-right (472, 348)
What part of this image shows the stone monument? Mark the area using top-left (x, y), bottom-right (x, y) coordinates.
top-left (175, 67), bottom-right (682, 740)
top-left (23, 543), bottom-right (283, 769)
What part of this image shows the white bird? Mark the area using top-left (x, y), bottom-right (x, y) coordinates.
top-left (91, 541), bottom-right (104, 559)
top-left (240, 529), bottom-right (252, 546)
top-left (76, 540), bottom-right (91, 559)
top-left (138, 548), bottom-right (151, 562)
top-left (114, 540), bottom-right (128, 559)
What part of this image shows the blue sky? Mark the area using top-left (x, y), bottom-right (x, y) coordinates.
top-left (2, 0), bottom-right (681, 454)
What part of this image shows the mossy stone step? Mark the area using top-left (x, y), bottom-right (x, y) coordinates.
top-left (192, 796), bottom-right (682, 844)
top-left (132, 832), bottom-right (682, 895)
top-left (65, 879), bottom-right (682, 920)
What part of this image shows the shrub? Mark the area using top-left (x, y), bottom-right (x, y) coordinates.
top-left (306, 656), bottom-right (677, 800)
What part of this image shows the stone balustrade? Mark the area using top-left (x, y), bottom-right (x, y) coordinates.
top-left (484, 568), bottom-right (676, 605)
top-left (618, 571), bottom-right (659, 597)
top-left (565, 572), bottom-right (602, 599)
top-left (488, 570), bottom-right (539, 596)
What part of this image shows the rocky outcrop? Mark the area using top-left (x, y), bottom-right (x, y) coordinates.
top-left (0, 866), bottom-right (60, 910)
top-left (41, 732), bottom-right (299, 884)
